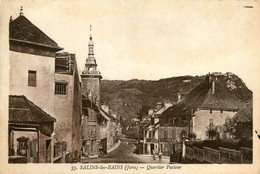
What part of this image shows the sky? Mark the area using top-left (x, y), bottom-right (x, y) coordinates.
top-left (3, 0), bottom-right (260, 90)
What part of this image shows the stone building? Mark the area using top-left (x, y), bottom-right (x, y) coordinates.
top-left (100, 105), bottom-right (122, 151)
top-left (8, 95), bottom-right (56, 163)
top-left (189, 73), bottom-right (245, 140)
top-left (81, 94), bottom-right (100, 157)
top-left (157, 73), bottom-right (246, 157)
top-left (81, 28), bottom-right (102, 158)
top-left (142, 102), bottom-right (173, 156)
top-left (8, 8), bottom-right (63, 163)
top-left (9, 7), bottom-right (82, 163)
top-left (53, 52), bottom-right (82, 163)
top-left (81, 27), bottom-right (102, 106)
top-left (142, 73), bottom-right (248, 157)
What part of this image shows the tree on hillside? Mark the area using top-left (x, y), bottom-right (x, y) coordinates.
top-left (205, 124), bottom-right (219, 140)
top-left (137, 105), bottom-right (149, 120)
top-left (223, 116), bottom-right (236, 138)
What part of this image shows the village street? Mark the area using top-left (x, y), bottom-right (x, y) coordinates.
top-left (82, 139), bottom-right (170, 163)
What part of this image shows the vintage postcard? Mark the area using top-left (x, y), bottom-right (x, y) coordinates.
top-left (0, 0), bottom-right (260, 173)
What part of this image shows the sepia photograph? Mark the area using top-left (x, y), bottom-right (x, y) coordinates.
top-left (1, 0), bottom-right (260, 173)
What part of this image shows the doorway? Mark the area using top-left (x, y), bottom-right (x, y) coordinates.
top-left (45, 140), bottom-right (51, 163)
top-left (150, 143), bottom-right (155, 154)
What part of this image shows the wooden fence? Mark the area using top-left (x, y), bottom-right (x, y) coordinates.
top-left (186, 146), bottom-right (252, 164)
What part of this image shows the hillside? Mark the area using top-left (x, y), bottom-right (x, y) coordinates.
top-left (100, 73), bottom-right (252, 127)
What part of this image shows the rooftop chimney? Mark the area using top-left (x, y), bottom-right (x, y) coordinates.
top-left (205, 72), bottom-right (211, 87)
top-left (211, 77), bottom-right (215, 95)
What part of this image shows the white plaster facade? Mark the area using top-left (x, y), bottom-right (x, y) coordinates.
top-left (9, 51), bottom-right (55, 116)
top-left (193, 109), bottom-right (237, 140)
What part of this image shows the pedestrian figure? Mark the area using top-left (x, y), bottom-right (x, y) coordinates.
top-left (152, 150), bottom-right (156, 161)
top-left (158, 151), bottom-right (162, 162)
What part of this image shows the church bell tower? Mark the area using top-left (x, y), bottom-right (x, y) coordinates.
top-left (81, 25), bottom-right (102, 106)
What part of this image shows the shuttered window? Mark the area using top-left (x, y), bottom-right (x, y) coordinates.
top-left (28, 70), bottom-right (37, 87)
top-left (55, 82), bottom-right (67, 95)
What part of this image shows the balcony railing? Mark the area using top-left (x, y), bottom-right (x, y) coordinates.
top-left (186, 147), bottom-right (194, 160)
top-left (219, 147), bottom-right (241, 164)
top-left (203, 147), bottom-right (220, 163)
top-left (159, 138), bottom-right (173, 143)
top-left (193, 147), bottom-right (204, 162)
top-left (146, 138), bottom-right (158, 143)
top-left (241, 147), bottom-right (253, 163)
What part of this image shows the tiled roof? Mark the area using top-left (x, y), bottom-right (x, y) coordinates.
top-left (162, 77), bottom-right (245, 117)
top-left (153, 102), bottom-right (173, 117)
top-left (9, 95), bottom-right (56, 124)
top-left (9, 15), bottom-right (62, 50)
top-left (233, 100), bottom-right (252, 123)
top-left (100, 108), bottom-right (110, 120)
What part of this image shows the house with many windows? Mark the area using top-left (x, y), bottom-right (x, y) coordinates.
top-left (80, 29), bottom-right (122, 159)
top-left (9, 8), bottom-right (63, 163)
top-left (8, 7), bottom-right (82, 163)
top-left (81, 94), bottom-right (100, 157)
top-left (53, 52), bottom-right (82, 163)
top-left (8, 95), bottom-right (56, 163)
top-left (142, 101), bottom-right (173, 155)
top-left (157, 73), bottom-right (248, 157)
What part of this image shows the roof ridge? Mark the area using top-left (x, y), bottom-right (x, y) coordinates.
top-left (13, 15), bottom-right (58, 46)
top-left (10, 15), bottom-right (61, 48)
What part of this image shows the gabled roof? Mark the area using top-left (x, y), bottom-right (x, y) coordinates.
top-left (162, 76), bottom-right (245, 117)
top-left (153, 102), bottom-right (173, 117)
top-left (233, 100), bottom-right (252, 123)
top-left (100, 108), bottom-right (110, 121)
top-left (9, 15), bottom-right (63, 50)
top-left (9, 95), bottom-right (56, 124)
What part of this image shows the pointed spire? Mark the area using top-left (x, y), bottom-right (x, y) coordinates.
top-left (20, 6), bottom-right (24, 16)
top-left (88, 25), bottom-right (94, 55)
top-left (10, 16), bottom-right (13, 23)
top-left (90, 24), bottom-right (92, 40)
